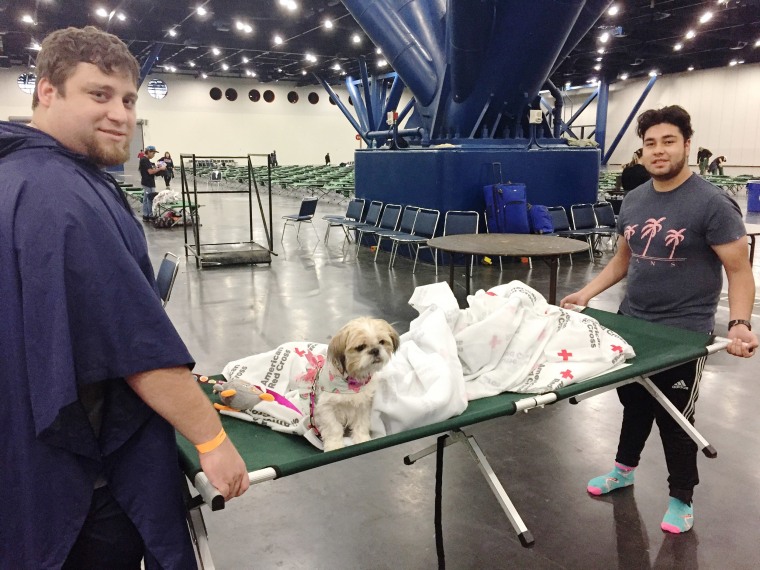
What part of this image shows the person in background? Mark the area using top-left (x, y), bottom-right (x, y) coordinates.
top-left (561, 105), bottom-right (756, 536)
top-left (161, 151), bottom-right (174, 188)
top-left (270, 149), bottom-right (278, 167)
top-left (621, 148), bottom-right (651, 193)
top-left (139, 145), bottom-right (165, 221)
top-left (325, 152), bottom-right (331, 165)
top-left (708, 155), bottom-right (727, 176)
top-left (0, 26), bottom-right (249, 569)
top-left (696, 146), bottom-right (712, 175)
top-left (137, 148), bottom-right (144, 159)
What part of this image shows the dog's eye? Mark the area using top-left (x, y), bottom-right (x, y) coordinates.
top-left (355, 344), bottom-right (366, 352)
top-left (379, 339), bottom-right (386, 345)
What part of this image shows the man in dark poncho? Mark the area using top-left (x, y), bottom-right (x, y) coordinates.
top-left (0, 27), bottom-right (249, 568)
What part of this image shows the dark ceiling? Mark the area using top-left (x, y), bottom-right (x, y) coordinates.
top-left (1, 1), bottom-right (759, 89)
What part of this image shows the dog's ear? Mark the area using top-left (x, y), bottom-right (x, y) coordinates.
top-left (327, 327), bottom-right (348, 375)
top-left (383, 320), bottom-right (400, 353)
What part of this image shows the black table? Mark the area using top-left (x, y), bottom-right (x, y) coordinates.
top-left (428, 233), bottom-right (589, 304)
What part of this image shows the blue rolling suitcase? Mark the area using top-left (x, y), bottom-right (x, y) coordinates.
top-left (484, 163), bottom-right (530, 234)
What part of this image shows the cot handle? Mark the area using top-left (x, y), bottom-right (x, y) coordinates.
top-left (193, 468), bottom-right (279, 512)
top-left (711, 336), bottom-right (754, 354)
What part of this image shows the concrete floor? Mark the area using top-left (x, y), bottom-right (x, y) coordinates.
top-left (140, 182), bottom-right (760, 569)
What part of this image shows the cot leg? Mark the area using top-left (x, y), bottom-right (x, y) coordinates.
top-left (187, 506), bottom-right (216, 570)
top-left (638, 377), bottom-right (717, 458)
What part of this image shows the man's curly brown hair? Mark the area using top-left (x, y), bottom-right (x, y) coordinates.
top-left (636, 105), bottom-right (694, 141)
top-left (32, 26), bottom-right (139, 108)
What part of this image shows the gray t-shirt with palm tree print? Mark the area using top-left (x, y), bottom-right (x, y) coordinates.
top-left (616, 173), bottom-right (745, 333)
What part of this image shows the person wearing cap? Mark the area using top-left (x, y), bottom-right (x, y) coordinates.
top-left (139, 145), bottom-right (165, 221)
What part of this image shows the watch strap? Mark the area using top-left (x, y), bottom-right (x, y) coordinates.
top-left (728, 319), bottom-right (752, 331)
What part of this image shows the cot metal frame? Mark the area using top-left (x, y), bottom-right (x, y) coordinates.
top-left (180, 154), bottom-right (275, 268)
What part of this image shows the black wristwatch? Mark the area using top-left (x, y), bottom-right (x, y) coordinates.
top-left (728, 319), bottom-right (752, 331)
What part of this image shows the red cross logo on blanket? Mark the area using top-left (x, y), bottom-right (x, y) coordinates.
top-left (611, 345), bottom-right (623, 353)
top-left (294, 348), bottom-right (305, 357)
top-left (490, 335), bottom-right (502, 348)
top-left (557, 349), bottom-right (573, 361)
top-left (561, 369), bottom-right (574, 380)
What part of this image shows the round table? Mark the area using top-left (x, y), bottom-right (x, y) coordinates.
top-left (427, 233), bottom-right (590, 304)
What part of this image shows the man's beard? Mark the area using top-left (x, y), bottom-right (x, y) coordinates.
top-left (84, 138), bottom-right (130, 167)
top-left (649, 154), bottom-right (687, 182)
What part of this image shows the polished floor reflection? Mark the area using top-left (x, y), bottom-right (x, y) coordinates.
top-left (142, 186), bottom-right (760, 569)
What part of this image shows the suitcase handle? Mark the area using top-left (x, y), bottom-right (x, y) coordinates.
top-left (492, 162), bottom-right (503, 184)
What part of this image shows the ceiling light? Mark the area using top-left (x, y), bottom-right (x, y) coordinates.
top-left (378, 59), bottom-right (388, 67)
top-left (201, 73), bottom-right (208, 79)
top-left (729, 59), bottom-right (738, 66)
top-left (21, 14), bottom-right (34, 24)
top-left (608, 5), bottom-right (619, 16)
top-left (324, 20), bottom-right (333, 29)
top-left (274, 35), bottom-right (283, 45)
top-left (755, 39), bottom-right (760, 47)
top-left (280, 0), bottom-right (297, 11)
top-left (699, 12), bottom-right (712, 24)
top-left (302, 70), bottom-right (307, 75)
top-left (352, 34), bottom-right (361, 44)
top-left (168, 28), bottom-right (177, 37)
top-left (687, 66), bottom-right (694, 71)
top-left (278, 68), bottom-right (282, 72)
top-left (221, 63), bottom-right (229, 70)
top-left (189, 61), bottom-right (196, 67)
top-left (685, 30), bottom-right (696, 39)
top-left (251, 71), bottom-right (256, 77)
top-left (170, 66), bottom-right (177, 73)
top-left (243, 24), bottom-right (252, 33)
top-left (587, 77), bottom-right (598, 84)
top-left (599, 32), bottom-right (610, 43)
top-left (242, 57), bottom-right (249, 63)
top-left (212, 47), bottom-right (220, 55)
top-left (674, 43), bottom-right (683, 51)
top-left (594, 64), bottom-right (601, 70)
top-left (235, 21), bottom-right (244, 30)
top-left (375, 48), bottom-right (382, 55)
top-left (196, 6), bottom-right (207, 16)
top-left (595, 57), bottom-right (603, 62)
top-left (648, 70), bottom-right (658, 77)
top-left (564, 81), bottom-right (571, 89)
top-left (31, 41), bottom-right (42, 51)
top-left (332, 63), bottom-right (341, 70)
top-left (95, 7), bottom-right (108, 18)
top-left (597, 47), bottom-right (605, 54)
top-left (116, 12), bottom-right (126, 21)
top-left (619, 73), bottom-right (628, 80)
top-left (341, 71), bottom-right (346, 76)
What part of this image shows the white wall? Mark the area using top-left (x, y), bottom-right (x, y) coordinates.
top-left (552, 62), bottom-right (760, 171)
top-left (0, 68), bottom-right (363, 165)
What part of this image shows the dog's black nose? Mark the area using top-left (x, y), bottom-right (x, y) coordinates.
top-left (369, 347), bottom-right (380, 357)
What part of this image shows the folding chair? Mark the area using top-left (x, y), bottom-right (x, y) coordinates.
top-left (593, 201), bottom-right (619, 252)
top-left (388, 208), bottom-right (440, 272)
top-left (341, 200), bottom-right (383, 242)
top-left (437, 210), bottom-right (479, 277)
top-left (546, 206), bottom-right (592, 264)
top-left (281, 197), bottom-right (319, 241)
top-left (373, 206), bottom-right (419, 263)
top-left (571, 203), bottom-right (614, 260)
top-left (155, 252), bottom-right (179, 308)
top-left (355, 204), bottom-right (402, 256)
top-left (207, 170), bottom-right (223, 191)
top-left (323, 198), bottom-right (365, 245)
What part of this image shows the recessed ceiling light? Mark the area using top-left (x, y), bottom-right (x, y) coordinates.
top-left (685, 30), bottom-right (696, 39)
top-left (599, 32), bottom-right (609, 43)
top-left (619, 73), bottom-right (628, 80)
top-left (341, 71), bottom-right (346, 76)
top-left (31, 41), bottom-right (41, 51)
top-left (755, 39), bottom-right (760, 47)
top-left (302, 70), bottom-right (307, 75)
top-left (594, 64), bottom-right (601, 70)
top-left (243, 24), bottom-right (252, 34)
top-left (116, 12), bottom-right (126, 21)
top-left (375, 48), bottom-right (382, 55)
top-left (221, 63), bottom-right (229, 70)
top-left (274, 35), bottom-right (283, 45)
top-left (729, 59), bottom-right (738, 66)
top-left (699, 12), bottom-right (712, 24)
top-left (687, 66), bottom-right (694, 71)
top-left (251, 71), bottom-right (256, 77)
top-left (21, 14), bottom-right (34, 24)
top-left (277, 68), bottom-right (282, 72)
top-left (324, 20), bottom-right (333, 29)
top-left (352, 34), bottom-right (361, 44)
top-left (95, 7), bottom-right (108, 18)
top-left (332, 63), bottom-right (341, 70)
top-left (648, 70), bottom-right (658, 77)
top-left (595, 57), bottom-right (603, 62)
top-left (564, 81), bottom-right (571, 89)
top-left (242, 57), bottom-right (249, 63)
top-left (608, 5), bottom-right (619, 16)
top-left (587, 77), bottom-right (598, 84)
top-left (201, 73), bottom-right (208, 79)
top-left (212, 47), bottom-right (220, 55)
top-left (279, 0), bottom-right (297, 11)
top-left (674, 43), bottom-right (683, 51)
top-left (378, 59), bottom-right (387, 67)
top-left (236, 21), bottom-right (244, 30)
top-left (597, 47), bottom-right (605, 54)
top-left (196, 6), bottom-right (207, 16)
top-left (168, 28), bottom-right (178, 37)
top-left (189, 61), bottom-right (196, 67)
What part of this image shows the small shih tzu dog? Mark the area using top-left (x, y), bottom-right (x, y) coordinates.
top-left (312, 317), bottom-right (399, 452)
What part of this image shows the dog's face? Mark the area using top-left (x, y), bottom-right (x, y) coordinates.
top-left (327, 317), bottom-right (400, 379)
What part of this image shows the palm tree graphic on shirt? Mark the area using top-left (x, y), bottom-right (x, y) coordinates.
top-left (664, 228), bottom-right (686, 258)
top-left (624, 224), bottom-right (638, 242)
top-left (641, 217), bottom-right (666, 257)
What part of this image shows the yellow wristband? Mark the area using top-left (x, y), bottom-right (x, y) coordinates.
top-left (195, 428), bottom-right (227, 454)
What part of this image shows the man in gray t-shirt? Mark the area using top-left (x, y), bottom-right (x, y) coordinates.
top-left (561, 105), bottom-right (757, 535)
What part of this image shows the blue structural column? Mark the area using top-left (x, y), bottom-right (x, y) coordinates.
top-left (595, 78), bottom-right (609, 158)
top-left (602, 75), bottom-right (658, 164)
top-left (562, 88), bottom-right (598, 137)
top-left (138, 43), bottom-right (163, 89)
